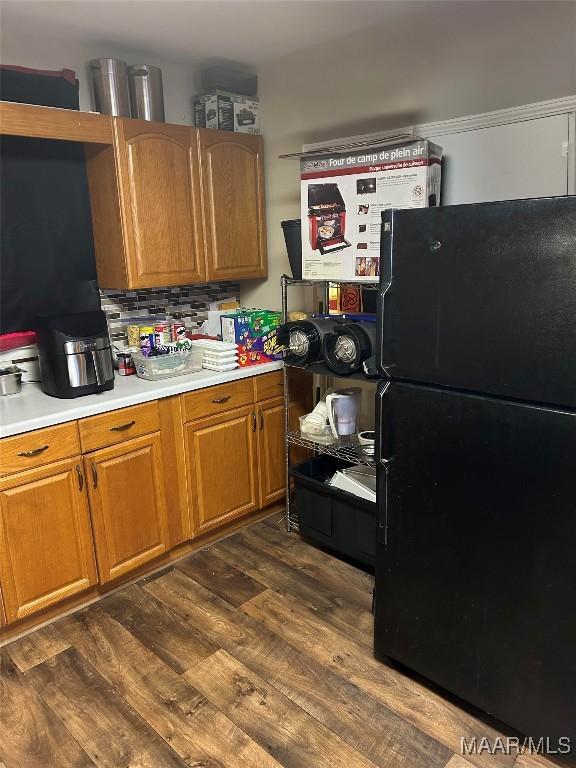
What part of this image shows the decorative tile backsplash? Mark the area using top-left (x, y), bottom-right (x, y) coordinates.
top-left (100, 282), bottom-right (240, 347)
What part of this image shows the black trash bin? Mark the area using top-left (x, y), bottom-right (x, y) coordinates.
top-left (291, 455), bottom-right (376, 567)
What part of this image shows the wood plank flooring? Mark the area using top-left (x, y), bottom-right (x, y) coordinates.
top-left (0, 512), bottom-right (563, 768)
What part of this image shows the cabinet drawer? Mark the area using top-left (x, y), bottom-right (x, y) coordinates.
top-left (253, 370), bottom-right (283, 402)
top-left (79, 401), bottom-right (160, 452)
top-left (183, 378), bottom-right (254, 422)
top-left (0, 422), bottom-right (80, 476)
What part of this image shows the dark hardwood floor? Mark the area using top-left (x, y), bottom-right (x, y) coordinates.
top-left (0, 513), bottom-right (558, 768)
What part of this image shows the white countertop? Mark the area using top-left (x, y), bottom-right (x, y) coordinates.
top-left (0, 362), bottom-right (283, 438)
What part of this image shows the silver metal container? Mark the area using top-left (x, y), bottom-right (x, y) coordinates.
top-left (89, 58), bottom-right (131, 117)
top-left (128, 65), bottom-right (165, 122)
top-left (0, 366), bottom-right (23, 396)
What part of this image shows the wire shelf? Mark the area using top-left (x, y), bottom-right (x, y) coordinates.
top-left (285, 360), bottom-right (381, 383)
top-left (281, 275), bottom-right (380, 290)
top-left (287, 430), bottom-right (375, 466)
top-left (287, 509), bottom-right (300, 532)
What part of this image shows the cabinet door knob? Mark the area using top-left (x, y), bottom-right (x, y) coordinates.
top-left (17, 445), bottom-right (49, 457)
top-left (76, 464), bottom-right (84, 491)
top-left (259, 411), bottom-right (264, 430)
top-left (251, 411), bottom-right (257, 432)
top-left (91, 462), bottom-right (98, 489)
top-left (110, 420), bottom-right (136, 432)
top-left (212, 396), bottom-right (231, 404)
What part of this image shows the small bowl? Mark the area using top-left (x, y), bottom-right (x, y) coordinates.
top-left (358, 430), bottom-right (375, 446)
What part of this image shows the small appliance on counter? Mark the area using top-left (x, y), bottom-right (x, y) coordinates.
top-left (36, 310), bottom-right (114, 398)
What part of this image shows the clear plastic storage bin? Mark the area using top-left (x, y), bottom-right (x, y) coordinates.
top-left (132, 349), bottom-right (203, 380)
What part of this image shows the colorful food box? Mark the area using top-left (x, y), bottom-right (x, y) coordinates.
top-left (221, 310), bottom-right (284, 366)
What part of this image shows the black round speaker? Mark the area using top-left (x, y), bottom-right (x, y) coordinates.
top-left (322, 321), bottom-right (376, 375)
top-left (277, 318), bottom-right (343, 367)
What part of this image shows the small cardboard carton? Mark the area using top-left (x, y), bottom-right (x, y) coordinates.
top-left (221, 310), bottom-right (283, 366)
top-left (194, 90), bottom-right (260, 134)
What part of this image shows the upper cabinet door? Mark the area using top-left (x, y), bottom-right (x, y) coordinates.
top-left (115, 119), bottom-right (206, 287)
top-left (198, 130), bottom-right (267, 281)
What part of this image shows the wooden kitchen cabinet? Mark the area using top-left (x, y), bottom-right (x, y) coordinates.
top-left (257, 396), bottom-right (285, 507)
top-left (198, 129), bottom-right (267, 281)
top-left (185, 404), bottom-right (259, 536)
top-left (0, 587), bottom-right (5, 627)
top-left (0, 458), bottom-right (97, 623)
top-left (84, 432), bottom-right (170, 584)
top-left (87, 118), bottom-right (206, 288)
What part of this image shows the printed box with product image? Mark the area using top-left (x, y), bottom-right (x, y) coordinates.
top-left (300, 138), bottom-right (442, 281)
top-left (221, 310), bottom-right (283, 366)
top-left (194, 90), bottom-right (260, 134)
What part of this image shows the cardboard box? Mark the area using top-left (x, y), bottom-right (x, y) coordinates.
top-left (221, 310), bottom-right (283, 366)
top-left (194, 90), bottom-right (260, 134)
top-left (300, 138), bottom-right (442, 281)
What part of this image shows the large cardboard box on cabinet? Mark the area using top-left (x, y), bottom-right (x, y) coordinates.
top-left (300, 138), bottom-right (442, 282)
top-left (194, 90), bottom-right (260, 134)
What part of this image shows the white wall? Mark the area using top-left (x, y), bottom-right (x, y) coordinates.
top-left (0, 27), bottom-right (197, 124)
top-left (243, 0), bottom-right (576, 310)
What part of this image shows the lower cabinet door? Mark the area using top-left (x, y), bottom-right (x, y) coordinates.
top-left (0, 458), bottom-right (97, 623)
top-left (85, 432), bottom-right (170, 584)
top-left (257, 397), bottom-right (286, 508)
top-left (185, 405), bottom-right (258, 534)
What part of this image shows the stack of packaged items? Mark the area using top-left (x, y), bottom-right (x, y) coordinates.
top-left (191, 339), bottom-right (239, 372)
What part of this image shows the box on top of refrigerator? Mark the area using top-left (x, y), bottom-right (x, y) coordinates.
top-left (300, 138), bottom-right (442, 282)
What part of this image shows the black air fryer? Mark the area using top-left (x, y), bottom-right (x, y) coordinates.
top-left (323, 321), bottom-right (377, 376)
top-left (36, 310), bottom-right (114, 398)
top-left (277, 317), bottom-right (343, 367)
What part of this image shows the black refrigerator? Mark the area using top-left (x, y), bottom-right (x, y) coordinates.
top-left (374, 196), bottom-right (576, 755)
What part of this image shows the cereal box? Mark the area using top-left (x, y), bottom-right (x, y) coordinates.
top-left (221, 310), bottom-right (283, 366)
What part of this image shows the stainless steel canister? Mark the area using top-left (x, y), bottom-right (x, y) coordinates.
top-left (0, 366), bottom-right (22, 396)
top-left (128, 65), bottom-right (165, 122)
top-left (89, 58), bottom-right (131, 116)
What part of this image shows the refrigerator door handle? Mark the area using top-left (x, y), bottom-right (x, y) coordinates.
top-left (381, 463), bottom-right (390, 546)
top-left (377, 381), bottom-right (394, 546)
top-left (377, 381), bottom-right (392, 467)
top-left (377, 210), bottom-right (395, 377)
